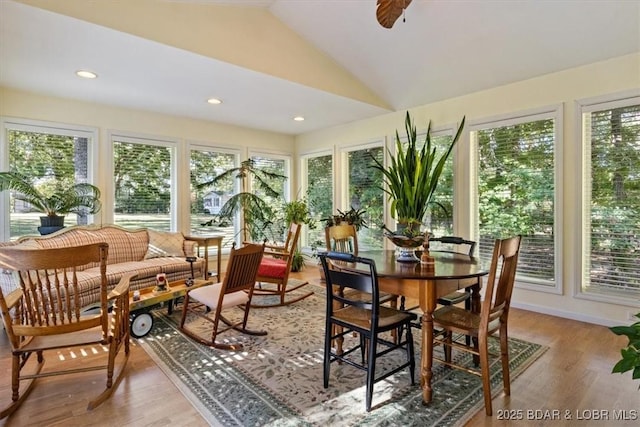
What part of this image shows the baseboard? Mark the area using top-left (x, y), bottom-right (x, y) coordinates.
top-left (510, 301), bottom-right (622, 327)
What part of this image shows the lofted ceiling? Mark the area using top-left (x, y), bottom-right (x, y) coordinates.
top-left (1, 0), bottom-right (638, 135)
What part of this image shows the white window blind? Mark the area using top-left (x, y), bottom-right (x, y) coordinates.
top-left (582, 100), bottom-right (640, 298)
top-left (250, 155), bottom-right (289, 242)
top-left (112, 137), bottom-right (173, 231)
top-left (348, 146), bottom-right (384, 251)
top-left (189, 147), bottom-right (237, 242)
top-left (5, 124), bottom-right (93, 239)
top-left (473, 114), bottom-right (558, 286)
top-left (305, 153), bottom-right (333, 249)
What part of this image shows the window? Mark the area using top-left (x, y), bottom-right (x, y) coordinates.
top-left (250, 153), bottom-right (290, 242)
top-left (471, 107), bottom-right (561, 290)
top-left (399, 129), bottom-right (456, 236)
top-left (303, 153), bottom-right (333, 250)
top-left (189, 147), bottom-right (238, 244)
top-left (580, 94), bottom-right (640, 300)
top-left (344, 145), bottom-right (384, 251)
top-left (112, 135), bottom-right (175, 231)
top-left (1, 119), bottom-right (96, 240)
top-left (429, 133), bottom-right (455, 236)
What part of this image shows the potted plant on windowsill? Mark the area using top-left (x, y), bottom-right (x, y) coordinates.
top-left (371, 111), bottom-right (465, 261)
top-left (0, 171), bottom-right (102, 235)
top-left (322, 206), bottom-right (368, 231)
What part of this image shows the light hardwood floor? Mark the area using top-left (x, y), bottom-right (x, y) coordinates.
top-left (0, 267), bottom-right (637, 426)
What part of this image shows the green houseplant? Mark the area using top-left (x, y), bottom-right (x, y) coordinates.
top-left (284, 198), bottom-right (316, 272)
top-left (322, 206), bottom-right (368, 231)
top-left (371, 111), bottom-right (465, 237)
top-left (610, 313), bottom-right (640, 386)
top-left (0, 171), bottom-right (102, 233)
top-left (197, 158), bottom-right (286, 243)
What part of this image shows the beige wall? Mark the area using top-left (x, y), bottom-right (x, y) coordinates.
top-left (0, 86), bottom-right (296, 230)
top-left (295, 53), bottom-right (640, 327)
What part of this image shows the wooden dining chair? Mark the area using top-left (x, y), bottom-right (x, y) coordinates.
top-left (325, 223), bottom-right (399, 345)
top-left (179, 243), bottom-right (266, 350)
top-left (249, 222), bottom-right (314, 307)
top-left (432, 235), bottom-right (522, 416)
top-left (319, 251), bottom-right (416, 412)
top-left (0, 243), bottom-right (133, 418)
top-left (429, 236), bottom-right (477, 308)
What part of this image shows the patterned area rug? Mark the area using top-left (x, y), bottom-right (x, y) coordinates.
top-left (136, 288), bottom-right (547, 426)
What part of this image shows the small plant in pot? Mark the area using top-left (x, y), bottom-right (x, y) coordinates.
top-left (0, 171), bottom-right (102, 234)
top-left (610, 312), bottom-right (640, 386)
top-left (322, 206), bottom-right (368, 231)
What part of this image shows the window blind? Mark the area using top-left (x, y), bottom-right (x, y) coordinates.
top-left (475, 118), bottom-right (556, 284)
top-left (190, 148), bottom-right (237, 241)
top-left (583, 103), bottom-right (640, 297)
top-left (349, 146), bottom-right (384, 251)
top-left (306, 154), bottom-right (333, 249)
top-left (250, 155), bottom-right (288, 242)
top-left (8, 128), bottom-right (91, 238)
top-left (112, 139), bottom-right (173, 231)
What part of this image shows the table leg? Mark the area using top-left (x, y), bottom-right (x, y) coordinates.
top-left (471, 278), bottom-right (481, 314)
top-left (421, 308), bottom-right (434, 402)
top-left (420, 281), bottom-right (436, 403)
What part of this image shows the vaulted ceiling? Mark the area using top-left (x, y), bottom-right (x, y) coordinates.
top-left (1, 0), bottom-right (638, 135)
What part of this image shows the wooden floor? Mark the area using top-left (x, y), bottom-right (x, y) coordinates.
top-left (0, 267), bottom-right (637, 427)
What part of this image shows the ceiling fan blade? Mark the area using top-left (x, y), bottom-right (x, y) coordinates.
top-left (376, 0), bottom-right (413, 29)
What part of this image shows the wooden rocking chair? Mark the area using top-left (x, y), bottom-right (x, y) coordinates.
top-left (0, 243), bottom-right (133, 419)
top-left (179, 243), bottom-right (266, 350)
top-left (249, 222), bottom-right (314, 307)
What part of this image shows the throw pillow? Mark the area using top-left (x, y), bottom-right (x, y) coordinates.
top-left (144, 229), bottom-right (185, 259)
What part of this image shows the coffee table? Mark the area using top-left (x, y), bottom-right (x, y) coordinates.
top-left (129, 278), bottom-right (213, 338)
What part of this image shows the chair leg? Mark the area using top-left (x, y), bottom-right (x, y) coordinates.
top-left (365, 334), bottom-right (377, 412)
top-left (500, 327), bottom-right (511, 396)
top-left (444, 331), bottom-right (453, 363)
top-left (406, 325), bottom-right (416, 385)
top-left (479, 335), bottom-right (493, 416)
top-left (233, 302), bottom-right (267, 336)
top-left (324, 320), bottom-right (332, 389)
top-left (88, 337), bottom-right (129, 410)
top-left (0, 353), bottom-right (44, 419)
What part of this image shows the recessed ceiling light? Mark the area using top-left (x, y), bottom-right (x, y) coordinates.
top-left (293, 116), bottom-right (305, 121)
top-left (207, 98), bottom-right (222, 105)
top-left (76, 70), bottom-right (97, 79)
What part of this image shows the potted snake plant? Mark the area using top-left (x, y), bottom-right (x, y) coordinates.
top-left (371, 111), bottom-right (465, 260)
top-left (372, 111), bottom-right (465, 235)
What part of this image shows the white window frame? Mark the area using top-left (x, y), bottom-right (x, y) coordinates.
top-left (469, 104), bottom-right (564, 294)
top-left (187, 142), bottom-right (241, 244)
top-left (248, 149), bottom-right (292, 202)
top-left (339, 139), bottom-right (385, 250)
top-left (575, 89), bottom-right (640, 307)
top-left (108, 131), bottom-right (179, 231)
top-left (300, 149), bottom-right (334, 249)
top-left (0, 117), bottom-right (98, 241)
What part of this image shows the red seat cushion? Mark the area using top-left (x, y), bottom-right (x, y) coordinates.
top-left (257, 257), bottom-right (288, 279)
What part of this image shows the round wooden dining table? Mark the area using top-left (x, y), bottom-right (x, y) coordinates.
top-left (357, 249), bottom-right (489, 404)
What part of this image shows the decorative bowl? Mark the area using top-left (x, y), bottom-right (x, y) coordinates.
top-left (385, 232), bottom-right (425, 263)
top-left (384, 232), bottom-right (425, 248)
